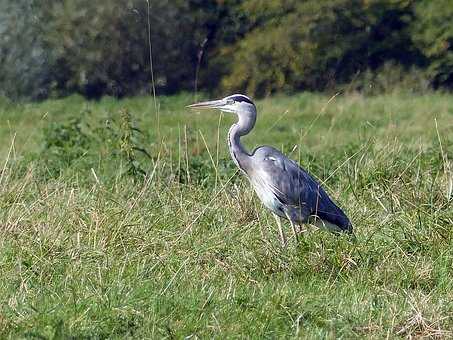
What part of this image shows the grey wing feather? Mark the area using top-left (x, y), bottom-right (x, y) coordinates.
top-left (253, 147), bottom-right (352, 232)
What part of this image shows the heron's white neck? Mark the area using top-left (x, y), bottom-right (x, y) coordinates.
top-left (227, 109), bottom-right (256, 174)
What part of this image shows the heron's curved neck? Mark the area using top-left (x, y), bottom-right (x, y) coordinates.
top-left (228, 110), bottom-right (256, 174)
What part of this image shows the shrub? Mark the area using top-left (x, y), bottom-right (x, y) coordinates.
top-left (36, 109), bottom-right (150, 182)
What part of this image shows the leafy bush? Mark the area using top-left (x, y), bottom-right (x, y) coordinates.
top-left (37, 109), bottom-right (151, 182)
top-left (42, 118), bottom-right (91, 175)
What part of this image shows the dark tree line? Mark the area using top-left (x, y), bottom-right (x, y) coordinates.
top-left (0, 0), bottom-right (452, 100)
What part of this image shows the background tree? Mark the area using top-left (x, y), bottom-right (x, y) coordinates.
top-left (219, 0), bottom-right (419, 96)
top-left (0, 0), bottom-right (51, 99)
top-left (411, 0), bottom-right (453, 88)
top-left (40, 0), bottom-right (201, 98)
top-left (0, 0), bottom-right (210, 99)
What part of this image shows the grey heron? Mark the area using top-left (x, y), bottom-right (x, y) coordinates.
top-left (188, 94), bottom-right (353, 245)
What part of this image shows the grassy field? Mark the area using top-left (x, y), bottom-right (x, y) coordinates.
top-left (0, 92), bottom-right (452, 338)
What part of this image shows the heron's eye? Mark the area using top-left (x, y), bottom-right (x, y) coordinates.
top-left (226, 99), bottom-right (235, 105)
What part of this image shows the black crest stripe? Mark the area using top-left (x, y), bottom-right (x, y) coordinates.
top-left (231, 95), bottom-right (254, 105)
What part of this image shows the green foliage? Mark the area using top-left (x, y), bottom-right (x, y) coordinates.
top-left (1, 0), bottom-right (453, 98)
top-left (42, 0), bottom-right (202, 97)
top-left (411, 0), bottom-right (453, 87)
top-left (0, 0), bottom-right (208, 99)
top-left (0, 0), bottom-right (51, 99)
top-left (221, 0), bottom-right (419, 96)
top-left (36, 107), bottom-right (151, 182)
top-left (42, 118), bottom-right (91, 177)
top-left (116, 109), bottom-right (151, 180)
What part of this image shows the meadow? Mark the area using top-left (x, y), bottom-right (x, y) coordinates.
top-left (0, 92), bottom-right (451, 338)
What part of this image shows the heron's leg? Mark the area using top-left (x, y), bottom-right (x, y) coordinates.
top-left (284, 212), bottom-right (299, 243)
top-left (272, 213), bottom-right (286, 247)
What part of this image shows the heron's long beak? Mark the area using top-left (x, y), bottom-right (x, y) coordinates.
top-left (186, 99), bottom-right (227, 110)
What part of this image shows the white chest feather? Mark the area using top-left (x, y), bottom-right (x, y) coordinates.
top-left (249, 175), bottom-right (285, 217)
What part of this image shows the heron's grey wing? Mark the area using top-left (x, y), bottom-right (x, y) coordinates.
top-left (253, 147), bottom-right (352, 231)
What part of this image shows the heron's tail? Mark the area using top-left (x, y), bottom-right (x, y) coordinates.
top-left (341, 221), bottom-right (357, 242)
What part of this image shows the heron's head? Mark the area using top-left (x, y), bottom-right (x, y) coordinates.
top-left (187, 94), bottom-right (256, 115)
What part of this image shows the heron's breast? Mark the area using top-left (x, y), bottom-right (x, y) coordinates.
top-left (250, 177), bottom-right (285, 217)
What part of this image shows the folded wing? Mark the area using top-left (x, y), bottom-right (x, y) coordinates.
top-left (253, 146), bottom-right (352, 232)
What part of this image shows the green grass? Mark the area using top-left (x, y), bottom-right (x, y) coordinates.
top-left (0, 92), bottom-right (452, 338)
